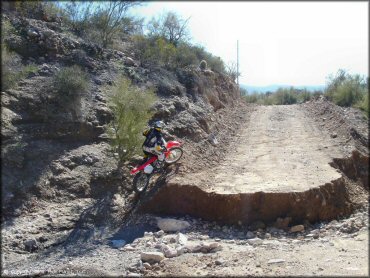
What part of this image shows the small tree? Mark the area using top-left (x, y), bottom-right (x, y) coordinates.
top-left (63, 1), bottom-right (94, 36)
top-left (147, 11), bottom-right (190, 46)
top-left (92, 1), bottom-right (140, 48)
top-left (226, 61), bottom-right (240, 81)
top-left (107, 76), bottom-right (157, 165)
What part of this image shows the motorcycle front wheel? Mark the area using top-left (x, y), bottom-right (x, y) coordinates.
top-left (165, 147), bottom-right (183, 164)
top-left (133, 172), bottom-right (150, 193)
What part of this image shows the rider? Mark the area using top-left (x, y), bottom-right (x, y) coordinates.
top-left (142, 120), bottom-right (166, 168)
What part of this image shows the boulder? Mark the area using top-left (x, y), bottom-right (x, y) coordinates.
top-left (246, 231), bottom-right (255, 239)
top-left (290, 225), bottom-right (305, 233)
top-left (176, 233), bottom-right (188, 245)
top-left (162, 245), bottom-right (178, 258)
top-left (156, 217), bottom-right (190, 232)
top-left (140, 252), bottom-right (165, 263)
top-left (124, 57), bottom-right (136, 67)
top-left (111, 239), bottom-right (126, 248)
top-left (176, 246), bottom-right (188, 256)
top-left (154, 230), bottom-right (165, 237)
top-left (247, 238), bottom-right (263, 246)
top-left (24, 238), bottom-right (38, 252)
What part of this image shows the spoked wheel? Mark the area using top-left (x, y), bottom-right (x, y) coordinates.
top-left (165, 147), bottom-right (183, 164)
top-left (133, 172), bottom-right (150, 193)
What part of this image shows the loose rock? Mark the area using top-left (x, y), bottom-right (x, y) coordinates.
top-left (290, 225), bottom-right (305, 233)
top-left (176, 233), bottom-right (188, 245)
top-left (111, 239), bottom-right (126, 249)
top-left (156, 218), bottom-right (190, 232)
top-left (267, 259), bottom-right (286, 264)
top-left (140, 252), bottom-right (165, 263)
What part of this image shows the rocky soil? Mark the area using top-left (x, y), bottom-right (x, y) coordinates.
top-left (2, 207), bottom-right (368, 277)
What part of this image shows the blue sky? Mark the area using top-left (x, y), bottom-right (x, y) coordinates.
top-left (130, 1), bottom-right (368, 86)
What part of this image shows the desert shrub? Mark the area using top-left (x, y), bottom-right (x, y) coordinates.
top-left (133, 35), bottom-right (176, 67)
top-left (356, 93), bottom-right (369, 117)
top-left (1, 46), bottom-right (38, 91)
top-left (173, 42), bottom-right (198, 68)
top-left (205, 55), bottom-right (225, 73)
top-left (297, 89), bottom-right (312, 103)
top-left (331, 77), bottom-right (366, 107)
top-left (1, 18), bottom-right (17, 43)
top-left (325, 69), bottom-right (367, 107)
top-left (106, 76), bottom-right (157, 164)
top-left (244, 93), bottom-right (258, 103)
top-left (243, 88), bottom-right (318, 105)
top-left (53, 65), bottom-right (89, 102)
top-left (12, 0), bottom-right (43, 18)
top-left (132, 34), bottom-right (226, 72)
top-left (191, 45), bottom-right (226, 73)
top-left (2, 46), bottom-right (22, 90)
top-left (274, 88), bottom-right (297, 105)
top-left (62, 1), bottom-right (141, 47)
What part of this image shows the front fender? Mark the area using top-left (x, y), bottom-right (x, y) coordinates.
top-left (166, 140), bottom-right (182, 149)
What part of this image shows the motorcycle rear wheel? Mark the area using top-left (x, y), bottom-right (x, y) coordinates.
top-left (133, 172), bottom-right (150, 193)
top-left (165, 147), bottom-right (183, 164)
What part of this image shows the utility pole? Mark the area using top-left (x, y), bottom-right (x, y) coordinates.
top-left (237, 40), bottom-right (240, 96)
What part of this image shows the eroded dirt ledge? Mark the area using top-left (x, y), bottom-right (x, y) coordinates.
top-left (140, 175), bottom-right (352, 225)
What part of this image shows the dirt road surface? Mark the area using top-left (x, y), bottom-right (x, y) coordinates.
top-left (143, 105), bottom-right (357, 225)
top-left (189, 105), bottom-right (344, 193)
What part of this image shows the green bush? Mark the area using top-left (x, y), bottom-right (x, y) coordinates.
top-left (2, 46), bottom-right (21, 90)
top-left (274, 88), bottom-right (298, 105)
top-left (325, 70), bottom-right (367, 108)
top-left (244, 92), bottom-right (258, 103)
top-left (173, 42), bottom-right (198, 68)
top-left (107, 76), bottom-right (157, 164)
top-left (297, 89), bottom-right (312, 103)
top-left (1, 18), bottom-right (17, 44)
top-left (1, 46), bottom-right (38, 91)
top-left (53, 65), bottom-right (89, 102)
top-left (356, 92), bottom-right (369, 117)
top-left (133, 35), bottom-right (176, 67)
top-left (13, 0), bottom-right (43, 18)
top-left (191, 45), bottom-right (225, 73)
top-left (243, 87), bottom-right (318, 105)
top-left (331, 78), bottom-right (366, 107)
top-left (132, 35), bottom-right (226, 73)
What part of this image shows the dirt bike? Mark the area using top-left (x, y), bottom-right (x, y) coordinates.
top-left (130, 141), bottom-right (183, 193)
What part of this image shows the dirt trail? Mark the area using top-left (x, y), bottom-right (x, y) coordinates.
top-left (191, 105), bottom-right (343, 193)
top-left (142, 105), bottom-right (356, 224)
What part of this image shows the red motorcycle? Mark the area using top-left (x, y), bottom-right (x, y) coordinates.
top-left (130, 141), bottom-right (183, 193)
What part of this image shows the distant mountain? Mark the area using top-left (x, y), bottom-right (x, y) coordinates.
top-left (240, 84), bottom-right (325, 94)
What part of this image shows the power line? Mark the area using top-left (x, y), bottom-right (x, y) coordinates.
top-left (237, 40), bottom-right (240, 96)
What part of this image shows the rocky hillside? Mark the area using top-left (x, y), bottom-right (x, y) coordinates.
top-left (1, 9), bottom-right (240, 222)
